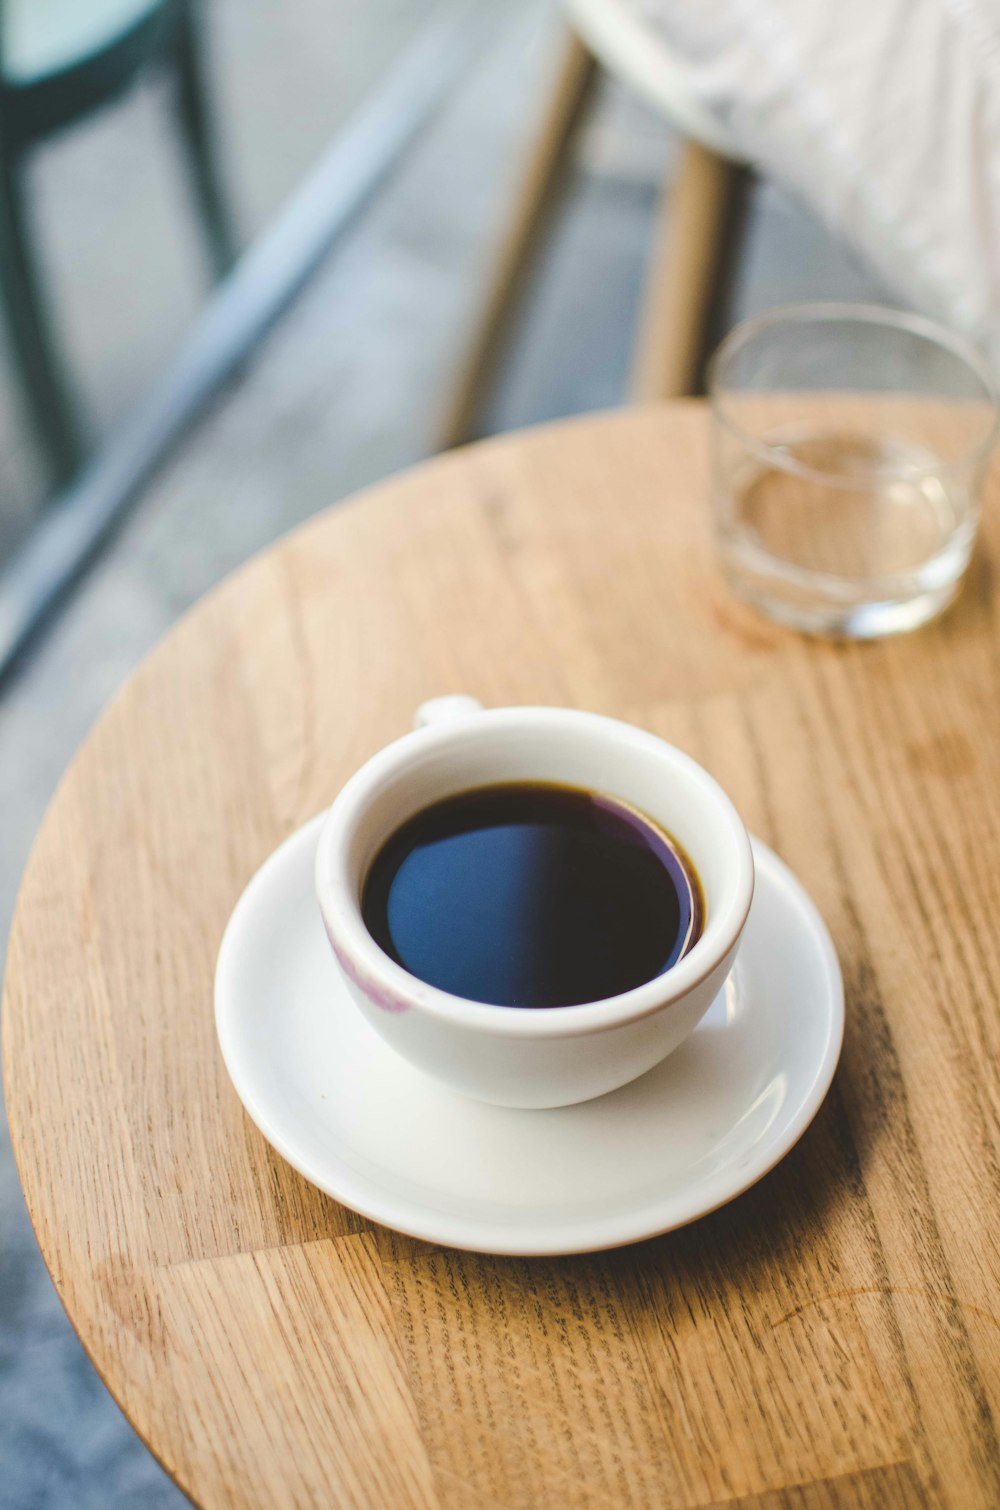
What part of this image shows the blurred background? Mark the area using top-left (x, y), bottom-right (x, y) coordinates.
top-left (0, 0), bottom-right (904, 1502)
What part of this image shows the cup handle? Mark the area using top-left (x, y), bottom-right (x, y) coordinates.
top-left (414, 695), bottom-right (483, 729)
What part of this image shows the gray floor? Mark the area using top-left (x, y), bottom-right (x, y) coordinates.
top-left (0, 3), bottom-right (888, 1504)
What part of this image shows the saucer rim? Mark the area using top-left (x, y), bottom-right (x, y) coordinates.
top-left (216, 818), bottom-right (844, 1256)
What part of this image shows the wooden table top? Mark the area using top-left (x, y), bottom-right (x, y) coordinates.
top-left (5, 404), bottom-right (1000, 1508)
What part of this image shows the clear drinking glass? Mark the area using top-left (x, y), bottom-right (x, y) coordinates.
top-left (708, 304), bottom-right (1000, 637)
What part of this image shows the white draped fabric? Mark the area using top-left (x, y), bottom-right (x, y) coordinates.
top-left (574, 0), bottom-right (1000, 364)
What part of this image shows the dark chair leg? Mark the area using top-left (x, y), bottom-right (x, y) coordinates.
top-left (171, 0), bottom-right (238, 280)
top-left (0, 148), bottom-right (85, 486)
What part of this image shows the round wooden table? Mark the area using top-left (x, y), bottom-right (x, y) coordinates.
top-left (6, 405), bottom-right (1000, 1508)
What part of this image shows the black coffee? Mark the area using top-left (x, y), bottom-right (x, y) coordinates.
top-left (361, 782), bottom-right (703, 1008)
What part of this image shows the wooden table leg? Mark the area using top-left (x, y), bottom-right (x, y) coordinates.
top-left (436, 28), bottom-right (599, 451)
top-left (631, 139), bottom-right (751, 401)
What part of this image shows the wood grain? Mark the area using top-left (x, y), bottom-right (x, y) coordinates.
top-left (5, 403), bottom-right (1000, 1507)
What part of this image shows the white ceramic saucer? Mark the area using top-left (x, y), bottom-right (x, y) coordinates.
top-left (216, 817), bottom-right (843, 1255)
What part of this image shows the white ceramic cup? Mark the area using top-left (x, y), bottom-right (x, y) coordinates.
top-left (315, 698), bottom-right (754, 1108)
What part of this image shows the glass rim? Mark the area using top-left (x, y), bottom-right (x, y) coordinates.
top-left (707, 302), bottom-right (1000, 487)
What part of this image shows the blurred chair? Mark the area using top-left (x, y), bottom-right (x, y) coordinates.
top-left (439, 0), bottom-right (753, 450)
top-left (1, 0), bottom-right (236, 485)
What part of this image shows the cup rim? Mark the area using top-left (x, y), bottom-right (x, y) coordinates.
top-left (315, 707), bottom-right (754, 1039)
top-left (707, 301), bottom-right (1000, 486)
